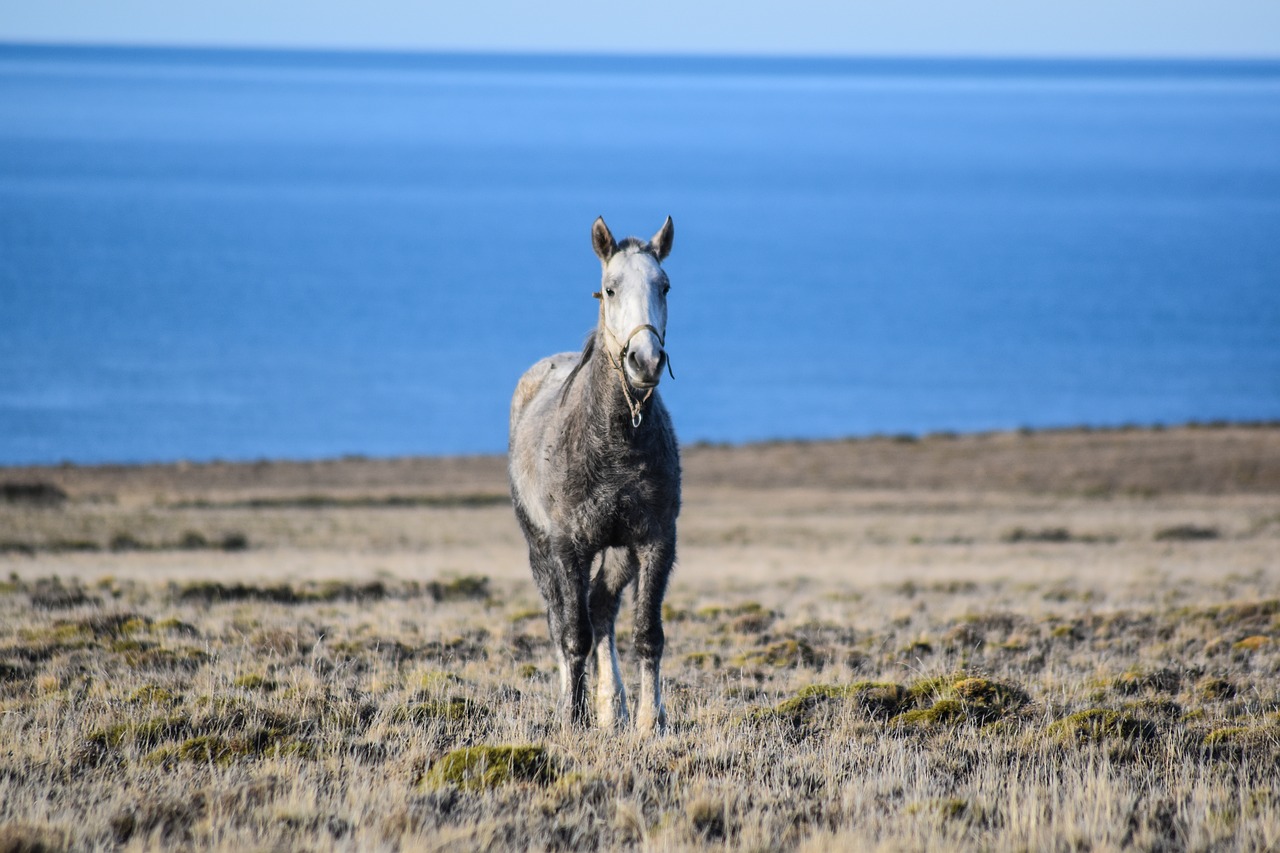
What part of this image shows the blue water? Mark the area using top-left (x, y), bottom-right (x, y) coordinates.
top-left (2, 46), bottom-right (1279, 464)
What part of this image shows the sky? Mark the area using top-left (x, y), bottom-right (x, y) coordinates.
top-left (2, 0), bottom-right (1279, 59)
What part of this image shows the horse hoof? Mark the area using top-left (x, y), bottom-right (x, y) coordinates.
top-left (636, 706), bottom-right (667, 735)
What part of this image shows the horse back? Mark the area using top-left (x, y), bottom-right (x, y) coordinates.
top-left (510, 352), bottom-right (580, 428)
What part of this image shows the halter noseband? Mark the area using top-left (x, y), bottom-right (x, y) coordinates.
top-left (592, 293), bottom-right (674, 428)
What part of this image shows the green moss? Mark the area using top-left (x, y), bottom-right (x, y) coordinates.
top-left (425, 575), bottom-right (491, 603)
top-left (128, 684), bottom-right (180, 706)
top-left (901, 639), bottom-right (934, 655)
top-left (233, 673), bottom-right (278, 692)
top-left (392, 697), bottom-right (487, 726)
top-left (683, 651), bottom-right (723, 669)
top-left (86, 714), bottom-right (192, 751)
top-left (122, 646), bottom-right (211, 672)
top-left (154, 617), bottom-right (200, 636)
top-left (508, 608), bottom-right (543, 623)
top-left (1203, 726), bottom-right (1249, 747)
top-left (1196, 676), bottom-right (1237, 700)
top-left (414, 671), bottom-right (468, 691)
top-left (176, 735), bottom-right (234, 764)
top-left (145, 732), bottom-right (309, 766)
top-left (732, 639), bottom-right (820, 669)
top-left (695, 601), bottom-right (766, 620)
top-left (901, 674), bottom-right (1030, 726)
top-left (895, 699), bottom-right (966, 728)
top-left (752, 681), bottom-right (910, 726)
top-left (1112, 668), bottom-right (1181, 695)
top-left (425, 744), bottom-right (558, 790)
top-left (1047, 709), bottom-right (1157, 744)
top-left (661, 603), bottom-right (692, 622)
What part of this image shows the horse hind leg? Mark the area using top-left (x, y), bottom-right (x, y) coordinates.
top-left (589, 548), bottom-right (634, 730)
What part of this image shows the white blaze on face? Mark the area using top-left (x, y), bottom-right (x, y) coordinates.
top-left (602, 250), bottom-right (668, 388)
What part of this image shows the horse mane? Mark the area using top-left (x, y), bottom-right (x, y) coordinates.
top-left (559, 330), bottom-right (597, 407)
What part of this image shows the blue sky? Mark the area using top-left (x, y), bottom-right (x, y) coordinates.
top-left (2, 0), bottom-right (1279, 58)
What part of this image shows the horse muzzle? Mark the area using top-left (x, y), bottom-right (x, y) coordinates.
top-left (625, 347), bottom-right (666, 389)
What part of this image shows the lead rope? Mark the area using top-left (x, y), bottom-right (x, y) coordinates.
top-left (603, 344), bottom-right (653, 428)
top-left (593, 293), bottom-right (671, 428)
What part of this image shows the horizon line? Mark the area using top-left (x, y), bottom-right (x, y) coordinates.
top-left (3, 38), bottom-right (1280, 67)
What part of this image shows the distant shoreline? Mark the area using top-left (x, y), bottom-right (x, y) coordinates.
top-left (3, 419), bottom-right (1278, 472)
top-left (3, 422), bottom-right (1278, 499)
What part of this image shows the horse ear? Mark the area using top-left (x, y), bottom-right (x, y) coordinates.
top-left (649, 216), bottom-right (674, 261)
top-left (592, 216), bottom-right (616, 262)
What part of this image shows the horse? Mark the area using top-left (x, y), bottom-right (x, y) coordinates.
top-left (508, 215), bottom-right (680, 733)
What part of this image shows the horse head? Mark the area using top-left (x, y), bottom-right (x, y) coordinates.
top-left (591, 216), bottom-right (673, 390)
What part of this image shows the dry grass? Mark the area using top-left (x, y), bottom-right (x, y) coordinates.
top-left (2, 571), bottom-right (1279, 850)
top-left (2, 426), bottom-right (1279, 851)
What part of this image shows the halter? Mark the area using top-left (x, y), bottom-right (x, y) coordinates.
top-left (593, 292), bottom-right (674, 428)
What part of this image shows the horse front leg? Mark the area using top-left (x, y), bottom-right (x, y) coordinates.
top-left (551, 545), bottom-right (594, 729)
top-left (590, 549), bottom-right (635, 730)
top-left (633, 538), bottom-right (675, 735)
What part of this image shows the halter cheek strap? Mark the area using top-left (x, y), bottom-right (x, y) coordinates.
top-left (593, 295), bottom-right (674, 428)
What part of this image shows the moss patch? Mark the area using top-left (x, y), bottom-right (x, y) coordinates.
top-left (425, 575), bottom-right (491, 603)
top-left (425, 745), bottom-right (558, 790)
top-left (754, 682), bottom-right (910, 726)
top-left (1047, 709), bottom-right (1158, 744)
top-left (1232, 635), bottom-right (1272, 652)
top-left (732, 639), bottom-right (821, 669)
top-left (392, 697), bottom-right (487, 725)
top-left (899, 674), bottom-right (1030, 727)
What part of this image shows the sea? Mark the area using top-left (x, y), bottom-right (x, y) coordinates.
top-left (1, 45), bottom-right (1278, 465)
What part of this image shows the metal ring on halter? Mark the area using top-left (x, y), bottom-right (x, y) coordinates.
top-left (594, 298), bottom-right (671, 428)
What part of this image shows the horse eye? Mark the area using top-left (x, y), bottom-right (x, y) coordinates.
top-left (663, 285), bottom-right (671, 295)
top-left (605, 288), bottom-right (615, 297)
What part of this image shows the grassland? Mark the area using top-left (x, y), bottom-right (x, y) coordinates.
top-left (1, 425), bottom-right (1278, 851)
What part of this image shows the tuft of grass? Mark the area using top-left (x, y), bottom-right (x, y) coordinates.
top-left (1233, 636), bottom-right (1271, 652)
top-left (1, 481), bottom-right (68, 506)
top-left (1112, 667), bottom-right (1182, 695)
top-left (233, 673), bottom-right (279, 692)
top-left (732, 638), bottom-right (821, 669)
top-left (128, 684), bottom-right (180, 706)
top-left (754, 682), bottom-right (910, 726)
top-left (27, 577), bottom-right (98, 609)
top-left (1003, 527), bottom-right (1074, 543)
top-left (1196, 676), bottom-right (1237, 700)
top-left (425, 575), bottom-right (491, 603)
top-left (686, 796), bottom-right (728, 842)
top-left (1155, 524), bottom-right (1220, 541)
top-left (1047, 709), bottom-right (1158, 744)
top-left (168, 493), bottom-right (509, 510)
top-left (0, 823), bottom-right (68, 852)
top-left (392, 697), bottom-right (487, 725)
top-left (902, 674), bottom-right (1030, 726)
top-left (424, 744), bottom-right (558, 790)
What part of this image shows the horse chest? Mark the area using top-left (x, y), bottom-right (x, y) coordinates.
top-left (549, 457), bottom-right (673, 544)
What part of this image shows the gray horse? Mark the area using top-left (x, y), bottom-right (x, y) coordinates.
top-left (508, 216), bottom-right (680, 732)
